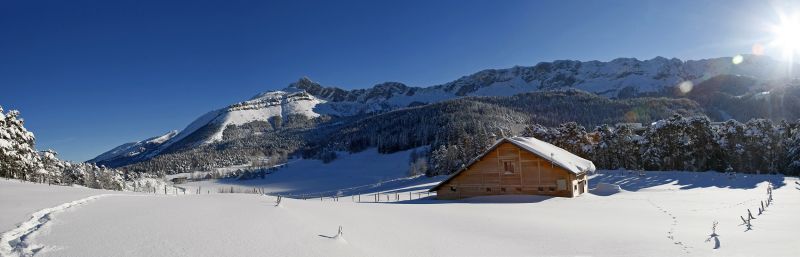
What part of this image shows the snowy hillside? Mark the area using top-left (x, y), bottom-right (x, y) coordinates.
top-left (1, 171), bottom-right (798, 257)
top-left (202, 88), bottom-right (323, 143)
top-left (91, 88), bottom-right (327, 164)
top-left (89, 130), bottom-right (177, 163)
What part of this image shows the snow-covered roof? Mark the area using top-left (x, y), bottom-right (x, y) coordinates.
top-left (430, 136), bottom-right (595, 191)
top-left (505, 136), bottom-right (596, 175)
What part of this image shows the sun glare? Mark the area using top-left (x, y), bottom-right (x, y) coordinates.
top-left (770, 14), bottom-right (800, 61)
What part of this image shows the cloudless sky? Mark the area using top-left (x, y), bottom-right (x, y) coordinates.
top-left (0, 0), bottom-right (797, 161)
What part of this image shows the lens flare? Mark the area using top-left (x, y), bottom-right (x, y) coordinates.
top-left (732, 55), bottom-right (744, 65)
top-left (678, 81), bottom-right (693, 94)
top-left (752, 43), bottom-right (765, 55)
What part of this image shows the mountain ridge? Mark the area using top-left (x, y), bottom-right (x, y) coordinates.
top-left (90, 55), bottom-right (798, 166)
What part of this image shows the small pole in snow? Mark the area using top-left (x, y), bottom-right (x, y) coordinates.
top-left (747, 209), bottom-right (756, 220)
top-left (710, 221), bottom-right (718, 237)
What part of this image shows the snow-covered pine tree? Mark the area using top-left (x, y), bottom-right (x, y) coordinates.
top-left (716, 119), bottom-right (747, 171)
top-left (641, 115), bottom-right (687, 170)
top-left (0, 106), bottom-right (40, 180)
top-left (521, 123), bottom-right (556, 142)
top-left (682, 116), bottom-right (719, 171)
top-left (787, 126), bottom-right (800, 175)
top-left (552, 122), bottom-right (592, 158)
top-left (613, 124), bottom-right (642, 170)
top-left (743, 119), bottom-right (780, 173)
top-left (592, 124), bottom-right (615, 169)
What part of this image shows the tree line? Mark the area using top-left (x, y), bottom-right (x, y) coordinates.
top-left (425, 115), bottom-right (800, 176)
top-left (0, 106), bottom-right (153, 190)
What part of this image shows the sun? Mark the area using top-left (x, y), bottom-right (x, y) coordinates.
top-left (770, 14), bottom-right (800, 60)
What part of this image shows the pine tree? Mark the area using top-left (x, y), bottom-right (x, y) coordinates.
top-left (717, 120), bottom-right (746, 171)
top-left (552, 122), bottom-right (592, 158)
top-left (592, 124), bottom-right (615, 169)
top-left (683, 117), bottom-right (718, 171)
top-left (0, 106), bottom-right (40, 180)
top-left (787, 129), bottom-right (800, 175)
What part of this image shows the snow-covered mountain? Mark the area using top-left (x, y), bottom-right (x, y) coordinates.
top-left (291, 55), bottom-right (795, 108)
top-left (91, 88), bottom-right (327, 164)
top-left (89, 130), bottom-right (177, 163)
top-left (91, 55), bottom-right (797, 165)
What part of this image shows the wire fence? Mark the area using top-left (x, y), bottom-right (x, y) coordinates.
top-left (165, 175), bottom-right (437, 202)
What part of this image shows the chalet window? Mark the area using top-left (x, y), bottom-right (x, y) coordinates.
top-left (450, 186), bottom-right (457, 192)
top-left (500, 187), bottom-right (506, 192)
top-left (502, 160), bottom-right (516, 174)
top-left (548, 186), bottom-right (555, 191)
top-left (516, 187), bottom-right (522, 192)
top-left (486, 188), bottom-right (492, 192)
top-left (557, 179), bottom-right (567, 191)
top-left (538, 186), bottom-right (544, 191)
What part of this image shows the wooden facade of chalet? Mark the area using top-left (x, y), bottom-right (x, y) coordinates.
top-left (430, 137), bottom-right (594, 199)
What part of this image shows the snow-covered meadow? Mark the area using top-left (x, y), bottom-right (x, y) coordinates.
top-left (1, 169), bottom-right (798, 257)
top-left (174, 148), bottom-right (441, 197)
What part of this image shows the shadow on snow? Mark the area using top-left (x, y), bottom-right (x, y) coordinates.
top-left (589, 170), bottom-right (786, 191)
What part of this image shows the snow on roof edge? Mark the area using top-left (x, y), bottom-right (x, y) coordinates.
top-left (506, 136), bottom-right (596, 175)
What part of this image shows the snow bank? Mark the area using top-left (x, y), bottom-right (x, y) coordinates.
top-left (593, 182), bottom-right (623, 195)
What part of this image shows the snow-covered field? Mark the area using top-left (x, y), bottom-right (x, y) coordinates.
top-left (176, 148), bottom-right (437, 196)
top-left (0, 180), bottom-right (108, 232)
top-left (1, 171), bottom-right (799, 257)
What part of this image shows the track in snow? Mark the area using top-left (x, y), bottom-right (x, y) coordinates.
top-left (0, 194), bottom-right (110, 257)
top-left (648, 198), bottom-right (692, 254)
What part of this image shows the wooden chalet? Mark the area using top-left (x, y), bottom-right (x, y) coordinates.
top-left (430, 136), bottom-right (596, 199)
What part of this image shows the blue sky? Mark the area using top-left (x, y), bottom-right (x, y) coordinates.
top-left (0, 0), bottom-right (796, 161)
